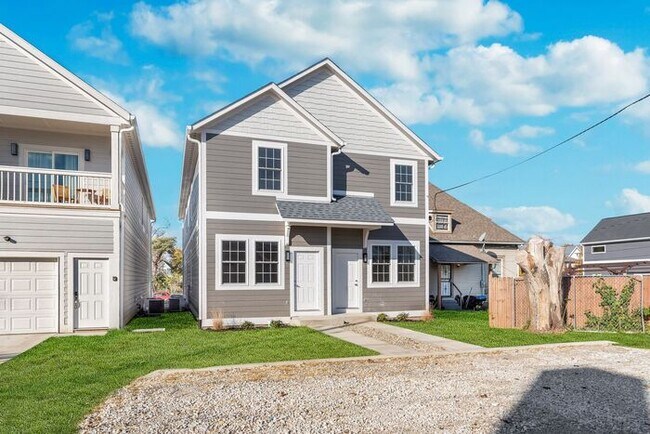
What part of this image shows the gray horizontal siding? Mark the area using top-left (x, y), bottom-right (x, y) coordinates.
top-left (206, 220), bottom-right (289, 319)
top-left (584, 239), bottom-right (650, 263)
top-left (333, 151), bottom-right (425, 219)
top-left (332, 228), bottom-right (362, 249)
top-left (205, 135), bottom-right (329, 213)
top-left (204, 93), bottom-right (323, 143)
top-left (284, 67), bottom-right (427, 158)
top-left (0, 215), bottom-right (114, 252)
top-left (0, 126), bottom-right (111, 172)
top-left (0, 37), bottom-right (108, 117)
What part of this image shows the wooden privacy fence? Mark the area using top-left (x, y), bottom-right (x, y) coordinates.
top-left (489, 275), bottom-right (650, 329)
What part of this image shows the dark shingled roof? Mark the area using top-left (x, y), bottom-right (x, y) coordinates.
top-left (430, 244), bottom-right (498, 264)
top-left (581, 212), bottom-right (650, 243)
top-left (277, 196), bottom-right (393, 224)
top-left (429, 184), bottom-right (523, 244)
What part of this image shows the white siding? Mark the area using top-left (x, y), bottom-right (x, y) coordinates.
top-left (0, 35), bottom-right (109, 117)
top-left (284, 67), bottom-right (424, 158)
top-left (204, 93), bottom-right (324, 143)
top-left (488, 247), bottom-right (520, 278)
top-left (452, 263), bottom-right (487, 296)
top-left (121, 144), bottom-right (152, 324)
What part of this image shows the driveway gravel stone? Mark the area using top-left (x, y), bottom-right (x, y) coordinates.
top-left (80, 343), bottom-right (650, 433)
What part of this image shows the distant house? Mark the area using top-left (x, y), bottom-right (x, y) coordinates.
top-left (428, 185), bottom-right (523, 309)
top-left (581, 212), bottom-right (650, 275)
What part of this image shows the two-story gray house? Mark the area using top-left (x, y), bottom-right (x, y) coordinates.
top-left (179, 59), bottom-right (441, 326)
top-left (0, 24), bottom-right (155, 334)
top-left (581, 212), bottom-right (650, 275)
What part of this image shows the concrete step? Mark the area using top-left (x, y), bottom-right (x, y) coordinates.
top-left (291, 313), bottom-right (376, 328)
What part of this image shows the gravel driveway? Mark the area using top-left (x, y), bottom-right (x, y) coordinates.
top-left (81, 343), bottom-right (650, 433)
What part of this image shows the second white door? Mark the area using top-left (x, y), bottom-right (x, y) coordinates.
top-left (293, 250), bottom-right (322, 314)
top-left (332, 249), bottom-right (362, 313)
top-left (75, 259), bottom-right (109, 329)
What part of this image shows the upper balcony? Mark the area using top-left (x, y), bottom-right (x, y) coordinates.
top-left (0, 165), bottom-right (112, 208)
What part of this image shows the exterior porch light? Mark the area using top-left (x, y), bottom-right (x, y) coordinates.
top-left (84, 149), bottom-right (91, 161)
top-left (10, 142), bottom-right (18, 156)
top-left (285, 250), bottom-right (291, 262)
top-left (362, 249), bottom-right (368, 263)
top-left (3, 236), bottom-right (16, 244)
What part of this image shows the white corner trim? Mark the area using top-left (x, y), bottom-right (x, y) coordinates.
top-left (390, 159), bottom-right (418, 208)
top-left (214, 234), bottom-right (285, 291)
top-left (393, 217), bottom-right (428, 226)
top-left (205, 211), bottom-right (283, 221)
top-left (366, 240), bottom-right (421, 288)
top-left (333, 190), bottom-right (375, 198)
top-left (252, 140), bottom-right (287, 197)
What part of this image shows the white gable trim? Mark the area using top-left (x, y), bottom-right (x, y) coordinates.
top-left (279, 58), bottom-right (442, 162)
top-left (0, 105), bottom-right (123, 126)
top-left (191, 83), bottom-right (344, 148)
top-left (0, 24), bottom-right (131, 122)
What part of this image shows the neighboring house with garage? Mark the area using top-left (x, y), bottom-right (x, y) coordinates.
top-left (179, 58), bottom-right (441, 326)
top-left (0, 24), bottom-right (155, 335)
top-left (580, 212), bottom-right (650, 275)
top-left (428, 184), bottom-right (522, 309)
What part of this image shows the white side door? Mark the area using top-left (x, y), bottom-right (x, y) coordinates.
top-left (75, 259), bottom-right (109, 329)
top-left (293, 250), bottom-right (322, 314)
top-left (332, 250), bottom-right (362, 313)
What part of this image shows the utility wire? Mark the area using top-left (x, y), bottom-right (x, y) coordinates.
top-left (433, 91), bottom-right (650, 208)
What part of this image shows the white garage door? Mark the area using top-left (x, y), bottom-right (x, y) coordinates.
top-left (0, 259), bottom-right (58, 334)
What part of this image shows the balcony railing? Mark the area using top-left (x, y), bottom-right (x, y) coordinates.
top-left (0, 165), bottom-right (112, 207)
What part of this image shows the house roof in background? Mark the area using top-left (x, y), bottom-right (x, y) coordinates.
top-left (581, 212), bottom-right (650, 244)
top-left (430, 244), bottom-right (498, 264)
top-left (277, 196), bottom-right (393, 225)
top-left (429, 184), bottom-right (523, 244)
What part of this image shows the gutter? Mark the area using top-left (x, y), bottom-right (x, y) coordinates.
top-left (116, 121), bottom-right (134, 328)
top-left (330, 141), bottom-right (346, 201)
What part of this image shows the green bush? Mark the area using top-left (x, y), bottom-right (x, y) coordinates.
top-left (240, 321), bottom-right (256, 330)
top-left (395, 312), bottom-right (410, 322)
top-left (376, 313), bottom-right (389, 322)
top-left (585, 278), bottom-right (642, 332)
top-left (269, 319), bottom-right (288, 328)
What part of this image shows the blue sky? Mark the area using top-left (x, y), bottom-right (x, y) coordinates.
top-left (2, 1), bottom-right (650, 244)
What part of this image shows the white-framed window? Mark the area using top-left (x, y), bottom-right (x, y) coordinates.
top-left (252, 140), bottom-right (287, 196)
top-left (215, 234), bottom-right (284, 290)
top-left (591, 245), bottom-right (606, 254)
top-left (367, 240), bottom-right (420, 287)
top-left (390, 159), bottom-right (418, 207)
top-left (432, 213), bottom-right (451, 233)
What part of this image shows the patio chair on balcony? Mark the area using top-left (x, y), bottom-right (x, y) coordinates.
top-left (52, 184), bottom-right (72, 204)
top-left (96, 188), bottom-right (110, 205)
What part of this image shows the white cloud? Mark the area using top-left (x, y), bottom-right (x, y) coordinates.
top-left (619, 188), bottom-right (650, 213)
top-left (68, 12), bottom-right (129, 64)
top-left (129, 0), bottom-right (522, 81)
top-left (128, 100), bottom-right (182, 149)
top-left (374, 36), bottom-right (649, 124)
top-left (634, 160), bottom-right (650, 174)
top-left (481, 205), bottom-right (576, 241)
top-left (470, 125), bottom-right (553, 155)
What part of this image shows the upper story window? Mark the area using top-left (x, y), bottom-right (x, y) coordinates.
top-left (252, 140), bottom-right (286, 196)
top-left (591, 245), bottom-right (606, 254)
top-left (432, 213), bottom-right (451, 233)
top-left (27, 150), bottom-right (79, 171)
top-left (390, 159), bottom-right (417, 207)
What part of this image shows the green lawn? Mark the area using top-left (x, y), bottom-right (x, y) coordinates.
top-left (395, 310), bottom-right (650, 349)
top-left (0, 313), bottom-right (374, 434)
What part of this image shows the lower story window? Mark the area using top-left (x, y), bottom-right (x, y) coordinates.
top-left (372, 245), bottom-right (391, 283)
top-left (255, 241), bottom-right (279, 283)
top-left (221, 240), bottom-right (246, 284)
top-left (397, 245), bottom-right (416, 282)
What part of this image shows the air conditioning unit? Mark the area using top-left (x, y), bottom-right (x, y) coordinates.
top-left (168, 297), bottom-right (181, 312)
top-left (146, 298), bottom-right (165, 315)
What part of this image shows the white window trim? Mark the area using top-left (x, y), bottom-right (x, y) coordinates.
top-left (431, 213), bottom-right (452, 233)
top-left (390, 159), bottom-right (418, 208)
top-left (215, 234), bottom-right (285, 290)
top-left (252, 140), bottom-right (287, 197)
top-left (21, 144), bottom-right (86, 171)
top-left (367, 240), bottom-right (421, 288)
top-left (591, 245), bottom-right (606, 254)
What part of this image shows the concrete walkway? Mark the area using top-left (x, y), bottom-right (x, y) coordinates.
top-left (313, 320), bottom-right (482, 355)
top-left (0, 334), bottom-right (54, 363)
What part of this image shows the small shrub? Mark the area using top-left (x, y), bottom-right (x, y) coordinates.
top-left (240, 321), bottom-right (256, 330)
top-left (421, 310), bottom-right (433, 322)
top-left (585, 278), bottom-right (642, 332)
top-left (376, 313), bottom-right (389, 322)
top-left (209, 309), bottom-right (224, 331)
top-left (269, 319), bottom-right (288, 328)
top-left (395, 312), bottom-right (410, 322)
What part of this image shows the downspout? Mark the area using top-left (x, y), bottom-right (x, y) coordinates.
top-left (185, 128), bottom-right (203, 320)
top-left (117, 121), bottom-right (135, 328)
top-left (330, 142), bottom-right (346, 201)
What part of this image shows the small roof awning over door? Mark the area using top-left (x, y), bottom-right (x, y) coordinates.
top-left (430, 243), bottom-right (498, 264)
top-left (276, 196), bottom-right (393, 227)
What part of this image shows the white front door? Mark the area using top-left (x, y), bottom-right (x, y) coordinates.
top-left (293, 250), bottom-right (322, 314)
top-left (332, 249), bottom-right (362, 313)
top-left (0, 259), bottom-right (58, 334)
top-left (75, 259), bottom-right (109, 329)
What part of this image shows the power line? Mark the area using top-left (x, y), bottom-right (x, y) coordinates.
top-left (434, 91), bottom-right (650, 206)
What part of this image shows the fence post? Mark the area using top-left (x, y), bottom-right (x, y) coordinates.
top-left (511, 278), bottom-right (516, 328)
top-left (573, 275), bottom-right (577, 329)
top-left (641, 275), bottom-right (645, 333)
